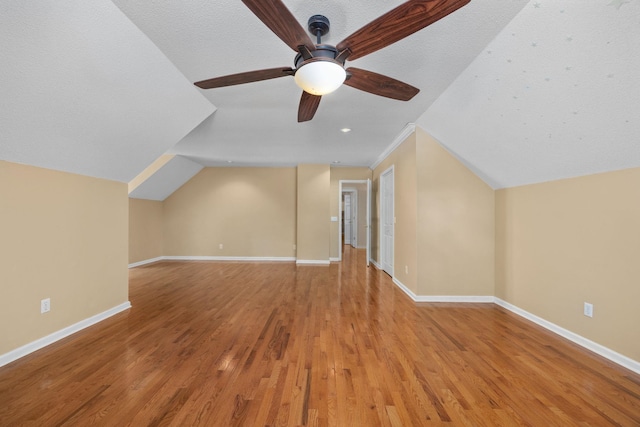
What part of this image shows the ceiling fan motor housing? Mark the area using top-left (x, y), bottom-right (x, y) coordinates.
top-left (294, 15), bottom-right (344, 68)
top-left (294, 44), bottom-right (343, 69)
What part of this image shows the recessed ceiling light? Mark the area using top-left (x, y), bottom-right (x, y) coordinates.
top-left (332, 160), bottom-right (341, 164)
top-left (340, 128), bottom-right (351, 133)
top-left (226, 160), bottom-right (233, 164)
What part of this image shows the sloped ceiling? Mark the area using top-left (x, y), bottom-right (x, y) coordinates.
top-left (111, 0), bottom-right (529, 168)
top-left (129, 155), bottom-right (203, 201)
top-left (0, 1), bottom-right (214, 183)
top-left (418, 0), bottom-right (640, 188)
top-left (1, 1), bottom-right (638, 191)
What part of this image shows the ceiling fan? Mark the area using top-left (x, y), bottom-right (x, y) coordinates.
top-left (194, 0), bottom-right (471, 122)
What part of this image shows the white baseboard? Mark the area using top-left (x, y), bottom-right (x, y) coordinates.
top-left (130, 256), bottom-right (298, 269)
top-left (391, 278), bottom-right (493, 303)
top-left (415, 295), bottom-right (495, 303)
top-left (296, 260), bottom-right (331, 265)
top-left (128, 256), bottom-right (163, 268)
top-left (370, 259), bottom-right (382, 269)
top-left (143, 255), bottom-right (296, 263)
top-left (392, 277), bottom-right (417, 299)
top-left (0, 301), bottom-right (131, 368)
top-left (391, 279), bottom-right (639, 374)
top-left (329, 257), bottom-right (340, 262)
top-left (494, 298), bottom-right (640, 375)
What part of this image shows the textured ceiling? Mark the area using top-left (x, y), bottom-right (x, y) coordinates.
top-left (2, 1), bottom-right (638, 191)
top-left (111, 0), bottom-right (528, 169)
top-left (0, 1), bottom-right (214, 183)
top-left (128, 156), bottom-right (203, 201)
top-left (418, 0), bottom-right (640, 188)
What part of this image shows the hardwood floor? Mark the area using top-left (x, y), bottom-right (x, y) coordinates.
top-left (1, 247), bottom-right (639, 426)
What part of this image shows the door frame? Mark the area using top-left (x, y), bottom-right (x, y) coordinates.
top-left (338, 179), bottom-right (371, 264)
top-left (342, 189), bottom-right (357, 248)
top-left (379, 166), bottom-right (394, 276)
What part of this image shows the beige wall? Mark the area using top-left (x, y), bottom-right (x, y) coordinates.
top-left (0, 161), bottom-right (129, 355)
top-left (416, 129), bottom-right (495, 296)
top-left (297, 164), bottom-right (330, 262)
top-left (495, 167), bottom-right (640, 361)
top-left (133, 164), bottom-right (367, 263)
top-left (372, 132), bottom-right (418, 293)
top-left (163, 167), bottom-right (297, 258)
top-left (329, 167), bottom-right (372, 259)
top-left (370, 128), bottom-right (494, 297)
top-left (129, 198), bottom-right (163, 264)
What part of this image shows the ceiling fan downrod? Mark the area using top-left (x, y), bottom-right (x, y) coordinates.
top-left (308, 15), bottom-right (330, 45)
top-left (294, 15), bottom-right (345, 73)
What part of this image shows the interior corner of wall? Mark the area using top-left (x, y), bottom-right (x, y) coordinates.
top-left (128, 154), bottom-right (175, 194)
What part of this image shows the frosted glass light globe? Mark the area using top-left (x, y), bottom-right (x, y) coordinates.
top-left (294, 61), bottom-right (346, 96)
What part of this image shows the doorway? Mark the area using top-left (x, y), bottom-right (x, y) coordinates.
top-left (380, 166), bottom-right (394, 276)
top-left (338, 179), bottom-right (371, 266)
top-left (342, 190), bottom-right (357, 248)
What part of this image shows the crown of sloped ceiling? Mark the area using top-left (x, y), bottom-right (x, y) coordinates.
top-left (2, 1), bottom-right (639, 194)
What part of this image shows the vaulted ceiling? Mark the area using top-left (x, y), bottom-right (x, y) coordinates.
top-left (1, 1), bottom-right (638, 194)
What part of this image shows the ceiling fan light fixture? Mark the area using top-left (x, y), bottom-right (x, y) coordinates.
top-left (294, 60), bottom-right (346, 96)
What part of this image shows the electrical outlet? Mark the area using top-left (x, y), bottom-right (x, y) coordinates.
top-left (219, 243), bottom-right (223, 250)
top-left (293, 244), bottom-right (296, 250)
top-left (584, 302), bottom-right (593, 318)
top-left (41, 298), bottom-right (50, 314)
top-left (405, 265), bottom-right (409, 274)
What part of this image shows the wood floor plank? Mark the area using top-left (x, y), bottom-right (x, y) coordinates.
top-left (1, 247), bottom-right (639, 426)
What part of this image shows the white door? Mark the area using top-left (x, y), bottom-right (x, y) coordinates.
top-left (366, 179), bottom-right (371, 267)
top-left (344, 193), bottom-right (352, 246)
top-left (381, 167), bottom-right (394, 275)
top-left (349, 191), bottom-right (357, 248)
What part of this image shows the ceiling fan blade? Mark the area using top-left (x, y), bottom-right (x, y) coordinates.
top-left (337, 0), bottom-right (470, 61)
top-left (345, 68), bottom-right (419, 101)
top-left (298, 91), bottom-right (322, 122)
top-left (194, 67), bottom-right (294, 89)
top-left (242, 0), bottom-right (316, 53)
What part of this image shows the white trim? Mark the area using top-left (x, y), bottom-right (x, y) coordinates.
top-left (370, 259), bottom-right (382, 269)
top-left (337, 179), bottom-right (370, 262)
top-left (128, 256), bottom-right (163, 268)
top-left (296, 260), bottom-right (331, 265)
top-left (370, 123), bottom-right (415, 170)
top-left (415, 295), bottom-right (495, 303)
top-left (494, 298), bottom-right (640, 375)
top-left (329, 257), bottom-right (340, 262)
top-left (366, 178), bottom-right (371, 267)
top-left (128, 255), bottom-right (302, 267)
top-left (392, 277), bottom-right (418, 300)
top-left (0, 302), bottom-right (131, 368)
top-left (389, 281), bottom-right (640, 373)
top-left (379, 165), bottom-right (394, 276)
top-left (392, 278), bottom-right (493, 303)
top-left (161, 256), bottom-right (296, 262)
top-left (342, 189), bottom-right (358, 250)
